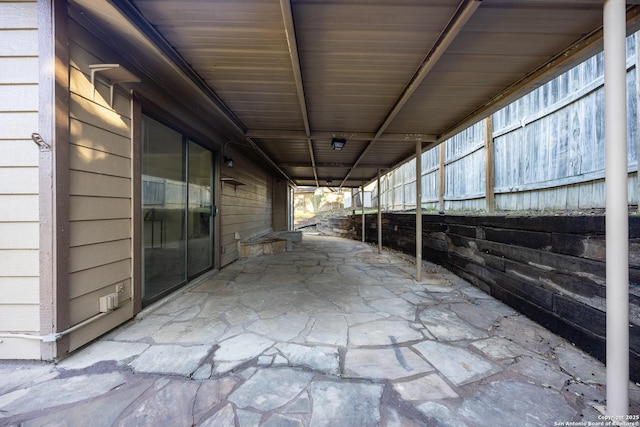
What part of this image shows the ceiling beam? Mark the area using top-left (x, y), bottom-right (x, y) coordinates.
top-left (246, 129), bottom-right (437, 143)
top-left (339, 0), bottom-right (482, 188)
top-left (279, 0), bottom-right (318, 186)
top-left (280, 162), bottom-right (389, 169)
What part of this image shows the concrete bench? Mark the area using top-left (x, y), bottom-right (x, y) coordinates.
top-left (237, 230), bottom-right (302, 258)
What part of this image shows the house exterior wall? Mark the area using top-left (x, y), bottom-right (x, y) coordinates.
top-left (0, 1), bottom-right (289, 360)
top-left (0, 0), bottom-right (41, 359)
top-left (65, 22), bottom-right (135, 351)
top-left (219, 147), bottom-right (274, 267)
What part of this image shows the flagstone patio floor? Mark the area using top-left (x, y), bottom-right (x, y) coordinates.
top-left (1, 234), bottom-right (639, 426)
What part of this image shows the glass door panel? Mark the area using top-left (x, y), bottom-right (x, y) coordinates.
top-left (142, 116), bottom-right (187, 303)
top-left (187, 141), bottom-right (213, 277)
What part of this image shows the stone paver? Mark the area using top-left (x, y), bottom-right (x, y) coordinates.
top-left (0, 363), bottom-right (57, 395)
top-left (213, 333), bottom-right (275, 373)
top-left (0, 372), bottom-right (126, 417)
top-left (58, 341), bottom-right (150, 370)
top-left (229, 368), bottom-right (313, 411)
top-left (129, 344), bottom-right (212, 375)
top-left (0, 235), bottom-right (637, 426)
top-left (458, 380), bottom-right (577, 426)
top-left (344, 347), bottom-right (433, 380)
top-left (309, 381), bottom-right (384, 427)
top-left (393, 373), bottom-right (458, 401)
top-left (419, 306), bottom-right (488, 340)
top-left (348, 319), bottom-right (424, 346)
top-left (413, 340), bottom-right (501, 386)
top-left (305, 313), bottom-right (348, 346)
top-left (275, 343), bottom-right (339, 374)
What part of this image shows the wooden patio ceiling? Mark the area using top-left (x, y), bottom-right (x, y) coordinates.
top-left (71, 0), bottom-right (640, 187)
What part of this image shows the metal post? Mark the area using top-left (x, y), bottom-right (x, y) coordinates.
top-left (439, 143), bottom-right (445, 212)
top-left (361, 185), bottom-right (365, 242)
top-left (377, 169), bottom-right (382, 254)
top-left (604, 0), bottom-right (629, 416)
top-left (416, 140), bottom-right (422, 282)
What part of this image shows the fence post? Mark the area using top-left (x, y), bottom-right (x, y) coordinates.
top-left (484, 116), bottom-right (495, 213)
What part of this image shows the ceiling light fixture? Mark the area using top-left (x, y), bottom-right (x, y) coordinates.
top-left (331, 138), bottom-right (346, 151)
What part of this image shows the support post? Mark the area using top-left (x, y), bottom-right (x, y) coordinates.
top-left (416, 140), bottom-right (422, 282)
top-left (439, 143), bottom-right (445, 212)
top-left (361, 185), bottom-right (365, 242)
top-left (377, 169), bottom-right (382, 254)
top-left (636, 31), bottom-right (640, 214)
top-left (604, 0), bottom-right (629, 416)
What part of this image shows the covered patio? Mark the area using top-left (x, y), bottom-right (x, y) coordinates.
top-left (1, 234), bottom-right (637, 426)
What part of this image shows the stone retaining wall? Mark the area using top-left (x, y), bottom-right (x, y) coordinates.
top-left (318, 213), bottom-right (640, 381)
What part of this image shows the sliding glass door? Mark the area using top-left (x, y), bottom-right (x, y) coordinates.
top-left (142, 115), bottom-right (214, 304)
top-left (187, 141), bottom-right (213, 277)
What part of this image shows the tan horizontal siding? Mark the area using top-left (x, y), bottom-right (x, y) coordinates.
top-left (69, 170), bottom-right (131, 198)
top-left (219, 151), bottom-right (273, 266)
top-left (69, 259), bottom-right (131, 300)
top-left (68, 301), bottom-right (133, 353)
top-left (70, 93), bottom-right (131, 138)
top-left (70, 119), bottom-right (132, 158)
top-left (69, 143), bottom-right (131, 178)
top-left (70, 219), bottom-right (131, 247)
top-left (65, 23), bottom-right (134, 350)
top-left (69, 279), bottom-right (131, 326)
top-left (68, 237), bottom-right (131, 274)
top-left (69, 196), bottom-right (131, 221)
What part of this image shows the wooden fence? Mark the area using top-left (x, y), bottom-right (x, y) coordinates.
top-left (373, 33), bottom-right (640, 212)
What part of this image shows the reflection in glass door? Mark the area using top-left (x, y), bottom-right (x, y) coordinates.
top-left (141, 116), bottom-right (215, 305)
top-left (142, 116), bottom-right (187, 302)
top-left (187, 141), bottom-right (212, 277)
